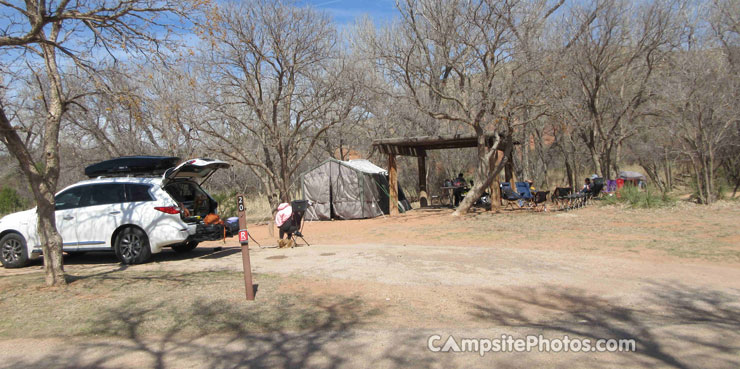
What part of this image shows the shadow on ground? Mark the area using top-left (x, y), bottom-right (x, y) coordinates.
top-left (3, 278), bottom-right (740, 368)
top-left (468, 281), bottom-right (740, 368)
top-left (3, 293), bottom-right (377, 369)
top-left (55, 246), bottom-right (239, 266)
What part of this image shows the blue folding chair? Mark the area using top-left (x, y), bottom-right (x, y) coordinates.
top-left (515, 182), bottom-right (535, 208)
top-left (500, 183), bottom-right (523, 210)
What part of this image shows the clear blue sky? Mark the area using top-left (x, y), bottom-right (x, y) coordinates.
top-left (301, 0), bottom-right (399, 24)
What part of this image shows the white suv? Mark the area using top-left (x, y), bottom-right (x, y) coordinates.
top-left (0, 157), bottom-right (231, 268)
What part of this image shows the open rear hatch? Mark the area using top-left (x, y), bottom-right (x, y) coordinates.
top-left (162, 158), bottom-right (231, 224)
top-left (163, 158), bottom-right (231, 186)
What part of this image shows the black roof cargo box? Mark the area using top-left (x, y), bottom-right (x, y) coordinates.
top-left (85, 156), bottom-right (181, 178)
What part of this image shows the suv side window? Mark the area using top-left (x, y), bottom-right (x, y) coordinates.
top-left (87, 183), bottom-right (127, 206)
top-left (55, 186), bottom-right (92, 210)
top-left (126, 184), bottom-right (153, 202)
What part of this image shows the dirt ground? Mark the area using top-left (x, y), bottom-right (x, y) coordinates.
top-left (1, 203), bottom-right (739, 368)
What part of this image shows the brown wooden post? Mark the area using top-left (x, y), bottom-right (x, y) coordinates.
top-left (490, 151), bottom-right (502, 211)
top-left (418, 155), bottom-right (428, 207)
top-left (237, 194), bottom-right (255, 301)
top-left (388, 154), bottom-right (399, 215)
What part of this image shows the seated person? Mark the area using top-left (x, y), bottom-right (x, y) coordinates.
top-left (275, 202), bottom-right (303, 239)
top-left (580, 178), bottom-right (591, 193)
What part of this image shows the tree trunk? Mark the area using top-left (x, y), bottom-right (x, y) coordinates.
top-left (703, 154), bottom-right (713, 204)
top-left (664, 149), bottom-right (672, 191)
top-left (34, 29), bottom-right (66, 286)
top-left (611, 142), bottom-right (621, 179)
top-left (36, 195), bottom-right (65, 286)
top-left (572, 153), bottom-right (581, 191)
top-left (564, 158), bottom-right (574, 190)
top-left (588, 145), bottom-right (602, 176)
top-left (691, 156), bottom-right (707, 204)
top-left (454, 129), bottom-right (506, 215)
top-left (521, 125), bottom-right (531, 181)
top-left (600, 146), bottom-right (611, 179)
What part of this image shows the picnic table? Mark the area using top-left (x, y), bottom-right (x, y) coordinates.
top-left (435, 186), bottom-right (469, 207)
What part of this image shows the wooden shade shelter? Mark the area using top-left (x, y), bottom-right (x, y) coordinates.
top-left (372, 133), bottom-right (517, 214)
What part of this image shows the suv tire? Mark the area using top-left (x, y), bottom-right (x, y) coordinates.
top-left (114, 227), bottom-right (152, 264)
top-left (0, 233), bottom-right (29, 268)
top-left (172, 241), bottom-right (199, 253)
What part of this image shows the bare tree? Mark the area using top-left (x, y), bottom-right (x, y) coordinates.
top-left (561, 0), bottom-right (679, 179)
top-left (196, 0), bottom-right (361, 211)
top-left (0, 0), bottom-right (192, 286)
top-left (658, 50), bottom-right (737, 203)
top-left (359, 0), bottom-right (562, 214)
top-left (65, 63), bottom-right (204, 162)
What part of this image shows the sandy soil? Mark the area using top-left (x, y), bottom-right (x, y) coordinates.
top-left (1, 203), bottom-right (739, 368)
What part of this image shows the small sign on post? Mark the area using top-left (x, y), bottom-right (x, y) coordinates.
top-left (237, 194), bottom-right (255, 301)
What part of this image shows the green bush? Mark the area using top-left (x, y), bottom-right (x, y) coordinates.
top-left (212, 190), bottom-right (240, 218)
top-left (0, 187), bottom-right (26, 215)
top-left (602, 184), bottom-right (675, 209)
top-left (211, 191), bottom-right (272, 220)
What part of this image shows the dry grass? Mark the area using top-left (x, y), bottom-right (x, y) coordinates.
top-left (0, 270), bottom-right (376, 339)
top-left (291, 201), bottom-right (740, 262)
top-left (1, 201), bottom-right (738, 342)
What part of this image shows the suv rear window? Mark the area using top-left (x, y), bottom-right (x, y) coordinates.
top-left (126, 184), bottom-right (153, 202)
top-left (88, 183), bottom-right (126, 206)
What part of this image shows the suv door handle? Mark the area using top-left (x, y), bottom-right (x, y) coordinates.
top-left (63, 216), bottom-right (74, 220)
top-left (109, 211), bottom-right (121, 215)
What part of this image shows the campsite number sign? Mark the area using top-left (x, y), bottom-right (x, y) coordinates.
top-left (237, 196), bottom-right (245, 213)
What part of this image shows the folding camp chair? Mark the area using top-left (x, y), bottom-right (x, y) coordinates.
top-left (500, 183), bottom-right (525, 210)
top-left (278, 200), bottom-right (311, 247)
top-left (552, 187), bottom-right (572, 210)
top-left (515, 182), bottom-right (535, 207)
top-left (532, 191), bottom-right (550, 212)
top-left (561, 180), bottom-right (604, 210)
top-left (565, 192), bottom-right (586, 210)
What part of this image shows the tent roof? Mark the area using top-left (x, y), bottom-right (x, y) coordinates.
top-left (343, 159), bottom-right (387, 174)
top-left (618, 171), bottom-right (647, 180)
top-left (301, 158), bottom-right (388, 178)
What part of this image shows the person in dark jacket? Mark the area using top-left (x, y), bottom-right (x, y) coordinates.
top-left (453, 173), bottom-right (466, 206)
top-left (581, 178), bottom-right (591, 193)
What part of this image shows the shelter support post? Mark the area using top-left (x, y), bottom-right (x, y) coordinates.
top-left (388, 154), bottom-right (399, 216)
top-left (418, 155), bottom-right (428, 207)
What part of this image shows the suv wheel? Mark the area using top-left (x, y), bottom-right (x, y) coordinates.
top-left (114, 227), bottom-right (152, 265)
top-left (172, 241), bottom-right (199, 253)
top-left (0, 233), bottom-right (29, 268)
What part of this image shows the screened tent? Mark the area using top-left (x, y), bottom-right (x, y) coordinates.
top-left (301, 159), bottom-right (411, 221)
